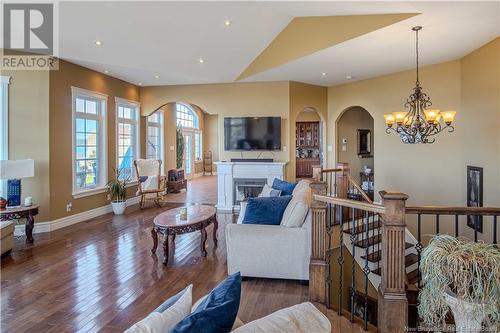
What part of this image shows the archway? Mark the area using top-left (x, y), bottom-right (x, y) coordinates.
top-left (336, 106), bottom-right (374, 198)
top-left (295, 107), bottom-right (324, 179)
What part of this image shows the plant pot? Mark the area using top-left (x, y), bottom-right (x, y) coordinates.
top-left (444, 290), bottom-right (486, 333)
top-left (111, 201), bottom-right (127, 215)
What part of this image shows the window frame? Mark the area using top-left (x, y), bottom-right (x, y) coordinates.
top-left (71, 87), bottom-right (108, 198)
top-left (115, 97), bottom-right (141, 182)
top-left (146, 111), bottom-right (164, 174)
top-left (175, 102), bottom-right (199, 129)
top-left (0, 76), bottom-right (11, 197)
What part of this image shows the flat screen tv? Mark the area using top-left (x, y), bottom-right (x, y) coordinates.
top-left (224, 117), bottom-right (281, 151)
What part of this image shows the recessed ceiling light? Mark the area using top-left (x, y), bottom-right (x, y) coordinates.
top-left (224, 19), bottom-right (231, 26)
top-left (94, 40), bottom-right (103, 46)
top-left (346, 75), bottom-right (353, 80)
top-left (198, 58), bottom-right (205, 64)
top-left (321, 72), bottom-right (327, 76)
top-left (154, 75), bottom-right (160, 79)
top-left (138, 82), bottom-right (143, 86)
top-left (104, 70), bottom-right (109, 74)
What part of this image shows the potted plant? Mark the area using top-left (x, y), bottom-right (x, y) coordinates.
top-left (419, 235), bottom-right (499, 333)
top-left (107, 168), bottom-right (128, 215)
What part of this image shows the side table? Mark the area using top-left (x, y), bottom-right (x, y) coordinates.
top-left (0, 204), bottom-right (39, 242)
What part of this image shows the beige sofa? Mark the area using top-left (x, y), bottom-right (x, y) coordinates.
top-left (1, 221), bottom-right (14, 256)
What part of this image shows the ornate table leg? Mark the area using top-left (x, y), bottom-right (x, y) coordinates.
top-left (163, 233), bottom-right (169, 265)
top-left (172, 234), bottom-right (176, 243)
top-left (200, 228), bottom-right (208, 257)
top-left (212, 217), bottom-right (218, 247)
top-left (26, 214), bottom-right (34, 243)
top-left (151, 228), bottom-right (158, 253)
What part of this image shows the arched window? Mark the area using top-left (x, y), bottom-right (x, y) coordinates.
top-left (176, 103), bottom-right (199, 129)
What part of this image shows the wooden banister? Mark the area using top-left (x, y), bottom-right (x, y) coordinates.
top-left (347, 175), bottom-right (373, 203)
top-left (309, 181), bottom-right (328, 303)
top-left (314, 195), bottom-right (386, 214)
top-left (406, 206), bottom-right (500, 215)
top-left (378, 191), bottom-right (409, 333)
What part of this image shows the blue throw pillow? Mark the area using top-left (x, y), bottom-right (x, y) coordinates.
top-left (170, 272), bottom-right (241, 333)
top-left (242, 196), bottom-right (292, 225)
top-left (272, 178), bottom-right (298, 196)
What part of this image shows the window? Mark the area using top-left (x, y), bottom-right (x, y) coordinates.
top-left (147, 112), bottom-right (164, 169)
top-left (116, 98), bottom-right (140, 181)
top-left (72, 87), bottom-right (107, 197)
top-left (176, 103), bottom-right (199, 128)
top-left (0, 76), bottom-right (11, 197)
top-left (195, 132), bottom-right (202, 161)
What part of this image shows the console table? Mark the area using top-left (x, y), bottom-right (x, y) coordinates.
top-left (0, 204), bottom-right (39, 242)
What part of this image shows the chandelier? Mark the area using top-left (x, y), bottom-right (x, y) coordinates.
top-left (384, 26), bottom-right (456, 144)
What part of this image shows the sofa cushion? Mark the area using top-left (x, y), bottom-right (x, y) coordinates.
top-left (280, 197), bottom-right (309, 228)
top-left (281, 180), bottom-right (312, 228)
top-left (258, 184), bottom-right (282, 197)
top-left (231, 302), bottom-right (331, 333)
top-left (272, 178), bottom-right (297, 196)
top-left (236, 201), bottom-right (247, 224)
top-left (124, 285), bottom-right (192, 333)
top-left (192, 295), bottom-right (244, 330)
top-left (242, 196), bottom-right (292, 225)
top-left (171, 272), bottom-right (241, 333)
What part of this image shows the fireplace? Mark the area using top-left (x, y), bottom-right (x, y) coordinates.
top-left (233, 178), bottom-right (267, 204)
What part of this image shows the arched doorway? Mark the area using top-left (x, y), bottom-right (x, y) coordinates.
top-left (336, 106), bottom-right (374, 199)
top-left (295, 107), bottom-right (323, 179)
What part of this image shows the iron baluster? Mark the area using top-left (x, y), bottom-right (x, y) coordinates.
top-left (436, 214), bottom-right (440, 234)
top-left (474, 216), bottom-right (478, 242)
top-left (363, 210), bottom-right (370, 330)
top-left (350, 207), bottom-right (357, 323)
top-left (338, 204), bottom-right (344, 315)
top-left (416, 214), bottom-right (423, 289)
top-left (494, 215), bottom-right (498, 245)
top-left (455, 214), bottom-right (459, 237)
top-left (326, 202), bottom-right (333, 309)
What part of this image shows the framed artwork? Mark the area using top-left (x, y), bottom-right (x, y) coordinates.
top-left (466, 166), bottom-right (483, 233)
top-left (357, 129), bottom-right (371, 157)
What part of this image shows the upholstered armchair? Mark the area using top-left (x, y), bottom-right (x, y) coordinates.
top-left (134, 159), bottom-right (166, 209)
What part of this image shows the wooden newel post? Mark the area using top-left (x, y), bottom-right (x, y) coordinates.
top-left (378, 191), bottom-right (409, 333)
top-left (309, 181), bottom-right (328, 303)
top-left (336, 163), bottom-right (349, 223)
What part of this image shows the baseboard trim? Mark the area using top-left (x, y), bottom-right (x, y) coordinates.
top-left (14, 196), bottom-right (141, 236)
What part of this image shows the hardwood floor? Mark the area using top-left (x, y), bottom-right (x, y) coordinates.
top-left (1, 176), bottom-right (369, 332)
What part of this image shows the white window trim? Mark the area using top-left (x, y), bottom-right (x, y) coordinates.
top-left (71, 86), bottom-right (108, 198)
top-left (0, 76), bottom-right (11, 161)
top-left (115, 97), bottom-right (141, 182)
top-left (176, 102), bottom-right (199, 129)
top-left (146, 111), bottom-right (164, 174)
top-left (0, 76), bottom-right (11, 198)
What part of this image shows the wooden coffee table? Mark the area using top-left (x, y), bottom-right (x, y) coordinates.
top-left (151, 205), bottom-right (217, 265)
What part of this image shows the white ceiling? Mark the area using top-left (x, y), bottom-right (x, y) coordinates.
top-left (59, 1), bottom-right (500, 87)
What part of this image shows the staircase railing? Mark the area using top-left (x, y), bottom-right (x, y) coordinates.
top-left (404, 205), bottom-right (500, 329)
top-left (310, 162), bottom-right (408, 332)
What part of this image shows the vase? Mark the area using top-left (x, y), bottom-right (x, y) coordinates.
top-left (111, 201), bottom-right (127, 215)
top-left (444, 290), bottom-right (486, 333)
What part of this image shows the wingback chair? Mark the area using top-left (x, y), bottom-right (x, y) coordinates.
top-left (134, 159), bottom-right (166, 209)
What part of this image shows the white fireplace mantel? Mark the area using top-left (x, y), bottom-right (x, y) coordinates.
top-left (215, 161), bottom-right (287, 212)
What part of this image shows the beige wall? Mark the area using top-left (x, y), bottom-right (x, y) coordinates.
top-left (204, 113), bottom-right (219, 171)
top-left (459, 38), bottom-right (500, 241)
top-left (5, 70), bottom-right (50, 221)
top-left (141, 81), bottom-right (292, 175)
top-left (49, 60), bottom-right (140, 220)
top-left (289, 81), bottom-right (328, 180)
top-left (336, 106), bottom-right (374, 184)
top-left (328, 37), bottom-right (499, 241)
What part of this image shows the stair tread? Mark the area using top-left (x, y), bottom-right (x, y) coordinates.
top-left (361, 246), bottom-right (415, 262)
top-left (342, 221), bottom-right (381, 235)
top-left (354, 234), bottom-right (413, 250)
top-left (407, 269), bottom-right (419, 285)
top-left (371, 254), bottom-right (419, 275)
